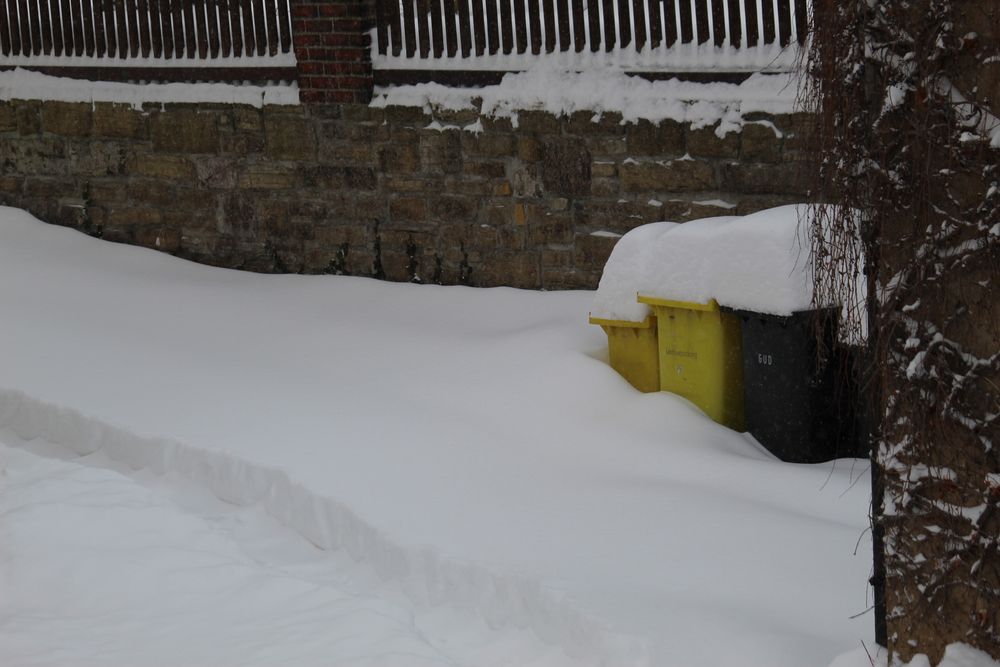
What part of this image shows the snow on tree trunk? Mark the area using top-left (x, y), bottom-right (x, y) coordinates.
top-left (805, 1), bottom-right (1000, 664)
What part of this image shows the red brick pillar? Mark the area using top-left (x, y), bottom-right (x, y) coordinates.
top-left (290, 0), bottom-right (374, 104)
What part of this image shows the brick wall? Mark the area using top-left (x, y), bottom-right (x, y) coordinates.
top-left (0, 99), bottom-right (813, 289)
top-left (291, 0), bottom-right (374, 104)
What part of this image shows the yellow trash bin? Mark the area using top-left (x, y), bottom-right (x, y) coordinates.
top-left (589, 315), bottom-right (661, 393)
top-left (636, 296), bottom-right (745, 431)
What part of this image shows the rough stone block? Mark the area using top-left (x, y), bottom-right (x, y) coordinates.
top-left (474, 252), bottom-right (540, 288)
top-left (542, 248), bottom-right (573, 269)
top-left (430, 196), bottom-right (477, 222)
top-left (591, 161), bottom-right (617, 178)
top-left (420, 130), bottom-right (462, 174)
top-left (445, 178), bottom-right (494, 196)
top-left (687, 124), bottom-right (740, 158)
top-left (0, 104), bottom-right (17, 132)
top-left (87, 182), bottom-right (126, 205)
top-left (340, 105), bottom-right (379, 123)
top-left (127, 181), bottom-right (179, 207)
top-left (1, 138), bottom-right (68, 175)
top-left (626, 119), bottom-right (686, 156)
top-left (352, 193), bottom-right (388, 219)
top-left (542, 137), bottom-right (591, 197)
top-left (566, 110), bottom-right (624, 135)
top-left (577, 199), bottom-right (652, 232)
top-left (193, 157), bottom-right (238, 189)
top-left (590, 178), bottom-right (618, 197)
top-left (778, 113), bottom-right (818, 152)
top-left (130, 155), bottom-right (196, 180)
top-left (573, 234), bottom-right (618, 271)
top-left (42, 102), bottom-right (93, 137)
top-left (16, 102), bottom-right (41, 135)
top-left (542, 267), bottom-right (598, 290)
top-left (620, 158), bottom-right (716, 192)
top-left (300, 165), bottom-right (377, 190)
top-left (221, 132), bottom-right (266, 156)
top-left (151, 110), bottom-right (219, 153)
top-left (687, 199), bottom-right (738, 219)
top-left (497, 224), bottom-right (526, 250)
top-left (317, 138), bottom-right (376, 163)
top-left (68, 141), bottom-right (131, 177)
top-left (382, 105), bottom-right (427, 125)
top-left (379, 249), bottom-right (412, 282)
top-left (517, 136), bottom-right (542, 162)
top-left (328, 119), bottom-right (390, 143)
top-left (721, 162), bottom-right (809, 195)
top-left (583, 135), bottom-right (627, 157)
top-left (107, 207), bottom-right (162, 228)
top-left (482, 202), bottom-right (513, 228)
top-left (238, 165), bottom-right (298, 189)
top-left (656, 199), bottom-right (694, 220)
top-left (389, 196), bottom-right (427, 223)
top-left (512, 165), bottom-right (543, 197)
top-left (385, 176), bottom-right (434, 192)
top-left (265, 116), bottom-right (317, 160)
top-left (135, 226), bottom-right (182, 253)
top-left (234, 108), bottom-right (263, 131)
top-left (463, 160), bottom-right (506, 179)
top-left (93, 103), bottom-right (147, 139)
top-left (464, 132), bottom-right (516, 157)
top-left (516, 111), bottom-right (560, 134)
top-left (527, 210), bottom-right (573, 246)
top-left (0, 176), bottom-right (23, 194)
top-left (439, 222), bottom-right (497, 250)
top-left (220, 193), bottom-right (259, 236)
top-left (740, 122), bottom-right (783, 163)
top-left (379, 143), bottom-right (421, 174)
top-left (100, 224), bottom-right (136, 244)
top-left (24, 178), bottom-right (77, 198)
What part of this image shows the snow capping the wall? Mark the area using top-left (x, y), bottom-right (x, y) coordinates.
top-left (591, 204), bottom-right (822, 321)
top-left (0, 68), bottom-right (299, 108)
top-left (372, 67), bottom-right (801, 134)
top-left (0, 388), bottom-right (650, 666)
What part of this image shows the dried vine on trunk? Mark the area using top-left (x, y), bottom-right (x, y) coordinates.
top-left (805, 0), bottom-right (999, 664)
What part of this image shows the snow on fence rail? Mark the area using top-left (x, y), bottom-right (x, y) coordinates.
top-left (0, 0), bottom-right (296, 82)
top-left (373, 0), bottom-right (809, 77)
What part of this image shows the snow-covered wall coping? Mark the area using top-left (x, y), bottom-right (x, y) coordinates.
top-left (372, 67), bottom-right (801, 133)
top-left (0, 68), bottom-right (299, 108)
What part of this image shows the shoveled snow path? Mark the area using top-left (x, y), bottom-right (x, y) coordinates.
top-left (0, 435), bottom-right (584, 667)
top-left (0, 208), bottom-right (874, 666)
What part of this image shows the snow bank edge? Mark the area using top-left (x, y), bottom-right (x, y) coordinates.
top-left (0, 387), bottom-right (649, 667)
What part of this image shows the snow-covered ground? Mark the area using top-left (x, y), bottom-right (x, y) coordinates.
top-left (0, 206), bottom-right (888, 666)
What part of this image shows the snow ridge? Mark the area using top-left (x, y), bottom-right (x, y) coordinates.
top-left (0, 387), bottom-right (649, 667)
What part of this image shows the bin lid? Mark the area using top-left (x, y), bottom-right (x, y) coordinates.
top-left (636, 296), bottom-right (720, 312)
top-left (588, 314), bottom-right (656, 328)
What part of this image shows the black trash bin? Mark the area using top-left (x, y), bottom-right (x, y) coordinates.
top-left (724, 307), bottom-right (863, 463)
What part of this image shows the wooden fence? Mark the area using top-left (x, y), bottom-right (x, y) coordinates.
top-left (0, 0), bottom-right (296, 81)
top-left (375, 0), bottom-right (807, 59)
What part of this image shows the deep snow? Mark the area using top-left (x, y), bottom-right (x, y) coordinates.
top-left (0, 206), bottom-right (878, 666)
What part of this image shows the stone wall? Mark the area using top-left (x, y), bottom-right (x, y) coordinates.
top-left (0, 99), bottom-right (813, 289)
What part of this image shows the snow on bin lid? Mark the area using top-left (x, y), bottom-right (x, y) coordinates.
top-left (590, 205), bottom-right (821, 321)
